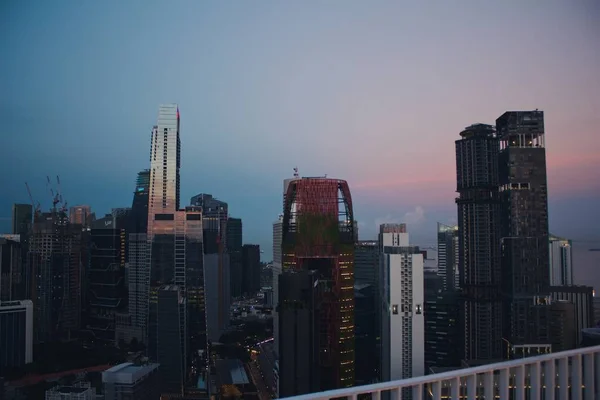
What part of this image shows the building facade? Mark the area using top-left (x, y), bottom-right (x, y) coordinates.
top-left (11, 204), bottom-right (32, 236)
top-left (436, 223), bottom-right (459, 292)
top-left (0, 236), bottom-right (25, 302)
top-left (281, 177), bottom-right (355, 391)
top-left (497, 110), bottom-right (551, 346)
top-left (455, 123), bottom-right (503, 361)
top-left (102, 362), bottom-right (160, 400)
top-left (379, 224), bottom-right (424, 387)
top-left (549, 235), bottom-right (573, 286)
top-left (242, 244), bottom-right (261, 296)
top-left (0, 300), bottom-right (33, 375)
top-left (226, 217), bottom-right (243, 298)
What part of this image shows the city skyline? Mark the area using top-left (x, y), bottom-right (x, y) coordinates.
top-left (2, 1), bottom-right (599, 258)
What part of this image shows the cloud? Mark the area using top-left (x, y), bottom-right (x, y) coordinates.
top-left (403, 206), bottom-right (426, 225)
top-left (373, 206), bottom-right (426, 231)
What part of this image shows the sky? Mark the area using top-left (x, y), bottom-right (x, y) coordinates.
top-left (1, 1), bottom-right (599, 261)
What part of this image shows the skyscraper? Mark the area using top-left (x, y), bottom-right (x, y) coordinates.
top-left (549, 234), bottom-right (573, 286)
top-left (436, 223), bottom-right (459, 292)
top-left (29, 211), bottom-right (84, 343)
top-left (130, 169), bottom-right (150, 234)
top-left (146, 105), bottom-right (206, 381)
top-left (280, 177), bottom-right (355, 391)
top-left (455, 123), bottom-right (503, 361)
top-left (69, 205), bottom-right (95, 228)
top-left (86, 215), bottom-right (127, 344)
top-left (496, 110), bottom-right (550, 346)
top-left (242, 244), bottom-right (261, 296)
top-left (226, 217), bottom-right (243, 298)
top-left (11, 204), bottom-right (32, 236)
top-left (379, 224), bottom-right (425, 387)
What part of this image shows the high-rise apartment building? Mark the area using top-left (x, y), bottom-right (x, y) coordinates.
top-left (280, 177), bottom-right (355, 391)
top-left (146, 105), bottom-right (206, 383)
top-left (549, 234), bottom-right (573, 286)
top-left (0, 300), bottom-right (33, 375)
top-left (455, 123), bottom-right (503, 361)
top-left (497, 110), bottom-right (550, 346)
top-left (11, 204), bottom-right (32, 236)
top-left (436, 223), bottom-right (459, 292)
top-left (29, 211), bottom-right (84, 343)
top-left (379, 224), bottom-right (424, 387)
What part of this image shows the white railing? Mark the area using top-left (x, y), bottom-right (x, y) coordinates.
top-left (282, 345), bottom-right (600, 400)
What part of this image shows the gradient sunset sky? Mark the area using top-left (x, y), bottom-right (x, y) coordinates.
top-left (1, 1), bottom-right (599, 259)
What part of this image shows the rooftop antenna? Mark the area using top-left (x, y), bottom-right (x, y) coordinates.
top-left (293, 167), bottom-right (299, 178)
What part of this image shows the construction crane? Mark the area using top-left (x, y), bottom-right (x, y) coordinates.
top-left (25, 182), bottom-right (41, 218)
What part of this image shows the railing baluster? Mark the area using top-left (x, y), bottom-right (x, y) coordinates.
top-left (450, 377), bottom-right (460, 400)
top-left (467, 374), bottom-right (476, 400)
top-left (432, 380), bottom-right (442, 400)
top-left (498, 368), bottom-right (509, 400)
top-left (584, 353), bottom-right (595, 400)
top-left (483, 371), bottom-right (493, 400)
top-left (544, 359), bottom-right (555, 400)
top-left (371, 389), bottom-right (381, 400)
top-left (572, 353), bottom-right (582, 400)
top-left (412, 383), bottom-right (422, 400)
top-left (530, 362), bottom-right (541, 400)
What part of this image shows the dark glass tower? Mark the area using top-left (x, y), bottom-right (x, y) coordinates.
top-left (497, 110), bottom-right (551, 346)
top-left (455, 123), bottom-right (502, 361)
top-left (11, 204), bottom-right (32, 236)
top-left (226, 217), bottom-right (243, 299)
top-left (130, 169), bottom-right (150, 234)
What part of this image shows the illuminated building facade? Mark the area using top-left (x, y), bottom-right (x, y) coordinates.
top-left (146, 105), bottom-right (206, 382)
top-left (281, 177), bottom-right (355, 391)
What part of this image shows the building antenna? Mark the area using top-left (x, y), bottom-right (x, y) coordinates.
top-left (293, 167), bottom-right (299, 178)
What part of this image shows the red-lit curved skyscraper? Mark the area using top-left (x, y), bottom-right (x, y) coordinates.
top-left (280, 177), bottom-right (355, 392)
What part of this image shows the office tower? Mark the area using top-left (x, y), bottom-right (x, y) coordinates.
top-left (424, 291), bottom-right (461, 372)
top-left (86, 215), bottom-right (127, 343)
top-left (272, 216), bottom-right (283, 361)
top-left (130, 170), bottom-right (150, 234)
top-left (548, 301), bottom-right (577, 351)
top-left (497, 110), bottom-right (550, 346)
top-left (550, 285), bottom-right (594, 346)
top-left (379, 224), bottom-right (425, 387)
top-left (29, 211), bottom-right (83, 343)
top-left (69, 205), bottom-right (95, 228)
top-left (436, 223), bottom-right (459, 291)
top-left (102, 362), bottom-right (160, 400)
top-left (281, 177), bottom-right (355, 390)
top-left (455, 123), bottom-right (503, 361)
top-left (242, 244), bottom-right (261, 296)
top-left (146, 105), bottom-right (206, 379)
top-left (190, 193), bottom-right (228, 254)
top-left (549, 234), bottom-right (573, 286)
top-left (11, 204), bottom-right (32, 235)
top-left (278, 270), bottom-right (321, 397)
top-left (354, 240), bottom-right (379, 384)
top-left (204, 253), bottom-right (230, 342)
top-left (0, 300), bottom-right (33, 375)
top-left (0, 236), bottom-right (25, 301)
top-left (157, 285), bottom-right (187, 395)
top-left (354, 241), bottom-right (379, 286)
top-left (354, 283), bottom-right (377, 385)
top-left (226, 217), bottom-right (243, 298)
top-left (126, 233), bottom-right (149, 343)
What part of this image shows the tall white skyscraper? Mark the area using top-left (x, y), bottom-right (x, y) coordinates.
top-left (549, 234), bottom-right (573, 286)
top-left (379, 224), bottom-right (425, 389)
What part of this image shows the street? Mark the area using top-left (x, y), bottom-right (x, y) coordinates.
top-left (247, 360), bottom-right (272, 400)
